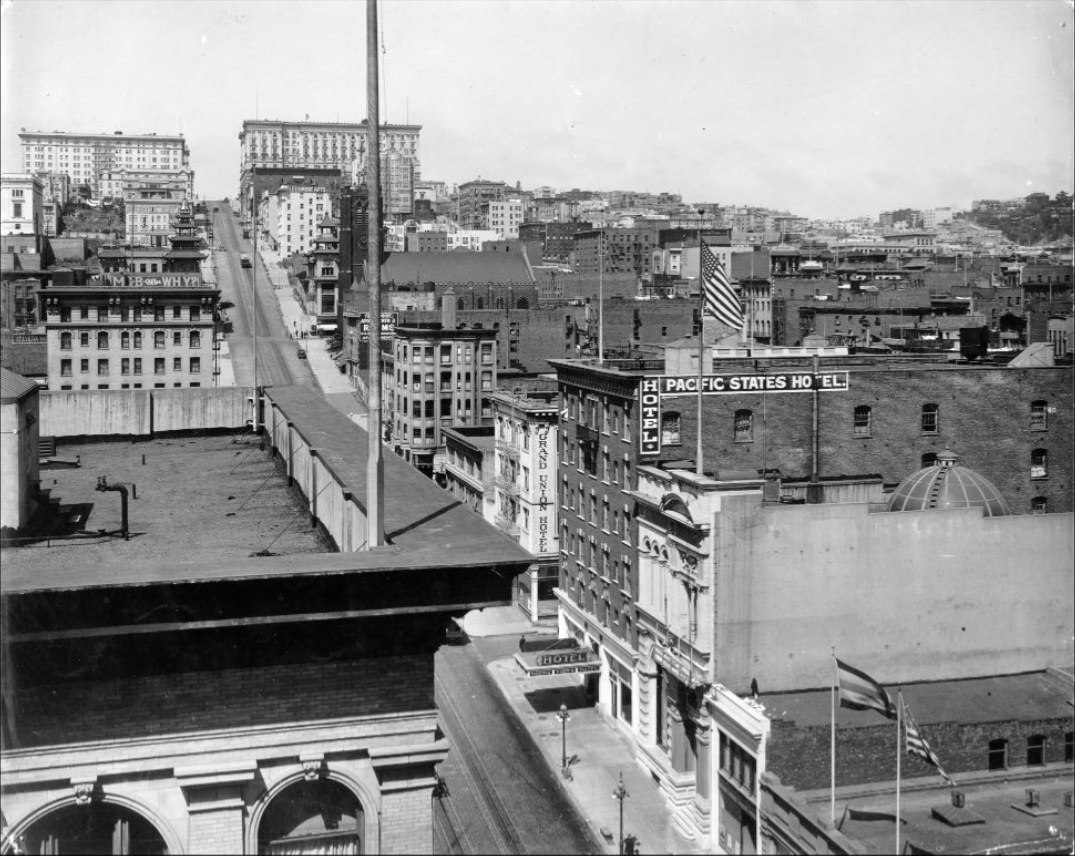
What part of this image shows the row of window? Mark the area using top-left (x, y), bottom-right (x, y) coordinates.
top-left (60, 357), bottom-right (200, 376)
top-left (397, 343), bottom-right (494, 365)
top-left (658, 401), bottom-right (1053, 446)
top-left (58, 305), bottom-right (204, 322)
top-left (60, 382), bottom-right (202, 390)
top-left (988, 733), bottom-right (1073, 769)
top-left (563, 392), bottom-right (634, 442)
top-left (60, 331), bottom-right (203, 350)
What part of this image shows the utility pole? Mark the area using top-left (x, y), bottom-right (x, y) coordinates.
top-left (366, 0), bottom-right (385, 547)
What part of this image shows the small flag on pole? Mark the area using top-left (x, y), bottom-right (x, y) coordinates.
top-left (836, 659), bottom-right (896, 719)
top-left (902, 696), bottom-right (956, 786)
top-left (700, 241), bottom-right (744, 329)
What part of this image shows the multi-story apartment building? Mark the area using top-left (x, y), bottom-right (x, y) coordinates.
top-left (238, 119), bottom-right (420, 219)
top-left (100, 167), bottom-right (194, 202)
top-left (1, 174), bottom-right (44, 237)
top-left (486, 199), bottom-right (524, 238)
top-left (261, 184), bottom-right (331, 257)
top-left (124, 185), bottom-right (185, 247)
top-left (385, 301), bottom-right (497, 476)
top-left (490, 388), bottom-right (560, 621)
top-left (456, 179), bottom-right (507, 230)
top-left (44, 206), bottom-right (217, 390)
top-left (19, 130), bottom-right (190, 199)
top-left (306, 215), bottom-right (340, 321)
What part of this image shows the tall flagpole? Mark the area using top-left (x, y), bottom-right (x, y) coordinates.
top-left (696, 208), bottom-right (705, 476)
top-left (831, 647), bottom-right (837, 825)
top-left (896, 689), bottom-right (903, 855)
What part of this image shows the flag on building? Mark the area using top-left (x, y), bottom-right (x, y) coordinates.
top-left (836, 659), bottom-right (896, 719)
top-left (700, 241), bottom-right (744, 329)
top-left (902, 696), bottom-right (956, 786)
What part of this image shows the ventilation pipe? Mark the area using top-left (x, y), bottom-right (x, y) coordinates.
top-left (95, 476), bottom-right (130, 540)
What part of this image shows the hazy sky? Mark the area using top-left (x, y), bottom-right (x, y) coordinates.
top-left (2, 0), bottom-right (1072, 219)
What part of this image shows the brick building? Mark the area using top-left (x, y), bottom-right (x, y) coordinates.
top-left (1, 386), bottom-right (533, 855)
top-left (44, 205), bottom-right (217, 390)
top-left (547, 348), bottom-right (1072, 849)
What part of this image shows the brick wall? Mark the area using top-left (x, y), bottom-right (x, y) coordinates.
top-left (670, 365), bottom-right (1072, 513)
top-left (769, 717), bottom-right (1072, 791)
top-left (381, 787), bottom-right (433, 855)
top-left (16, 655), bottom-right (434, 747)
top-left (188, 806), bottom-right (243, 855)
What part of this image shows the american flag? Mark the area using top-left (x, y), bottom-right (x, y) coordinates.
top-left (700, 241), bottom-right (744, 329)
top-left (902, 695), bottom-right (956, 786)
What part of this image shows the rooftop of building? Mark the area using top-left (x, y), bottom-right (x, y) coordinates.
top-left (0, 367), bottom-right (39, 402)
top-left (380, 247), bottom-right (534, 285)
top-left (761, 669), bottom-right (1073, 730)
top-left (2, 432), bottom-right (334, 586)
top-left (832, 773), bottom-right (1074, 855)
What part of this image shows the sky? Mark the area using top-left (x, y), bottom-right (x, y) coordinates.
top-left (2, 0), bottom-right (1072, 220)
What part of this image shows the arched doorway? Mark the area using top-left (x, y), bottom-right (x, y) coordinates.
top-left (9, 803), bottom-right (168, 855)
top-left (256, 778), bottom-right (364, 854)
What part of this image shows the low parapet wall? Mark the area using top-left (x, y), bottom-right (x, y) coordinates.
top-left (40, 386), bottom-right (253, 438)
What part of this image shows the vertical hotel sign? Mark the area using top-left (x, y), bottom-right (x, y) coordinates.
top-left (639, 377), bottom-right (663, 456)
top-left (638, 371), bottom-right (849, 457)
top-left (535, 424), bottom-right (552, 554)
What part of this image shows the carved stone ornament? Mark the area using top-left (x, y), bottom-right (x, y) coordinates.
top-left (302, 759), bottom-right (322, 781)
top-left (73, 781), bottom-right (95, 805)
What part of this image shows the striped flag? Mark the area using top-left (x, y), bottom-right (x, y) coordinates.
top-left (902, 696), bottom-right (956, 786)
top-left (700, 241), bottom-right (744, 329)
top-left (836, 659), bottom-right (896, 719)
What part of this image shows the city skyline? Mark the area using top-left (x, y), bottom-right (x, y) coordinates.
top-left (2, 0), bottom-right (1073, 219)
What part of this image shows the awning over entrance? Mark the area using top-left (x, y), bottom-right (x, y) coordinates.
top-left (515, 642), bottom-right (602, 677)
top-left (652, 644), bottom-right (709, 689)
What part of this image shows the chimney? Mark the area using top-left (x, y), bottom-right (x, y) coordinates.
top-left (442, 287), bottom-right (457, 329)
top-left (951, 790), bottom-right (965, 808)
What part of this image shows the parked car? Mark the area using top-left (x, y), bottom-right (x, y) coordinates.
top-left (297, 348), bottom-right (307, 359)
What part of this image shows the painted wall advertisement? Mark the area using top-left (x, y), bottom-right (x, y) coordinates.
top-left (640, 371), bottom-right (850, 456)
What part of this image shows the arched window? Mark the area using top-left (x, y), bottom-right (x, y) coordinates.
top-left (495, 297), bottom-right (504, 310)
top-left (60, 331), bottom-right (72, 350)
top-left (97, 331), bottom-right (109, 349)
top-left (1031, 448), bottom-right (1047, 479)
top-left (988, 738), bottom-right (1008, 770)
top-left (1030, 400), bottom-right (1047, 431)
top-left (256, 778), bottom-right (364, 855)
top-left (15, 803), bottom-right (168, 856)
top-left (734, 409), bottom-right (753, 442)
top-left (853, 405), bottom-right (872, 437)
top-left (516, 297), bottom-right (530, 310)
top-left (121, 331), bottom-right (130, 349)
top-left (457, 297), bottom-right (466, 310)
top-left (475, 297), bottom-right (484, 309)
top-left (133, 331), bottom-right (143, 349)
top-left (921, 403), bottom-right (938, 434)
top-left (190, 331), bottom-right (201, 348)
top-left (661, 411), bottom-right (681, 445)
top-left (154, 331), bottom-right (165, 349)
top-left (921, 452), bottom-right (938, 467)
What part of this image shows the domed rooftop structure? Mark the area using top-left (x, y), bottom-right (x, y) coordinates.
top-left (886, 449), bottom-right (1011, 517)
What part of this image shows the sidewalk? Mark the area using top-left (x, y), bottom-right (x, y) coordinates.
top-left (470, 608), bottom-right (707, 855)
top-left (256, 243), bottom-right (368, 424)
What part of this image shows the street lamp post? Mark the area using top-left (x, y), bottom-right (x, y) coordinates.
top-left (557, 703), bottom-right (571, 779)
top-left (612, 772), bottom-right (629, 855)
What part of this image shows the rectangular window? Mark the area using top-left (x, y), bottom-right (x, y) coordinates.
top-left (854, 406), bottom-right (872, 437)
top-left (173, 331), bottom-right (182, 346)
top-left (97, 359), bottom-right (108, 375)
top-left (155, 358), bottom-right (165, 375)
top-left (133, 358), bottom-right (142, 375)
top-left (121, 358), bottom-right (130, 375)
top-left (80, 358), bottom-right (89, 373)
top-left (1030, 401), bottom-right (1047, 431)
top-left (921, 404), bottom-right (939, 434)
top-left (60, 359), bottom-right (72, 377)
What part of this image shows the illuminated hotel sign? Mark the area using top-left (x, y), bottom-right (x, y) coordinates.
top-left (640, 371), bottom-right (850, 456)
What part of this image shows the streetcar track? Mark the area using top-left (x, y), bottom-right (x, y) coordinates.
top-left (436, 663), bottom-right (529, 855)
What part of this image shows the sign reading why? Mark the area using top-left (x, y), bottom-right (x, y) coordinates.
top-left (640, 372), bottom-right (850, 456)
top-left (101, 274), bottom-right (203, 289)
